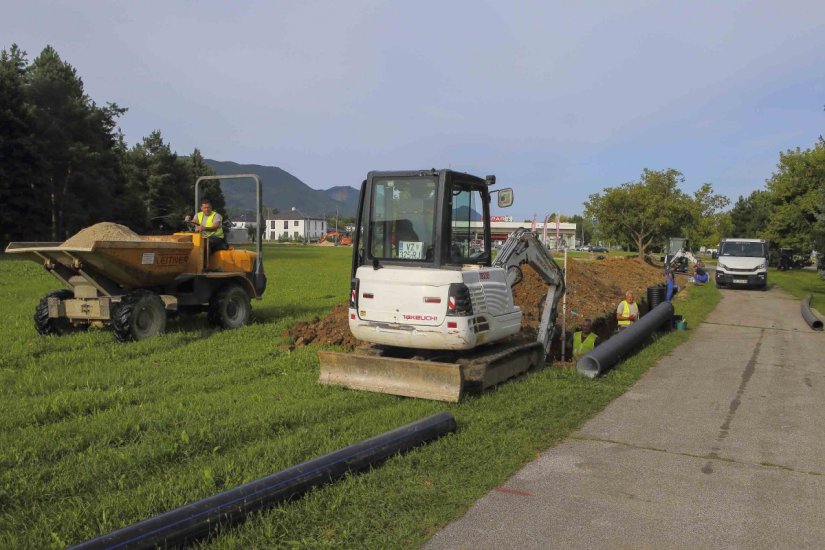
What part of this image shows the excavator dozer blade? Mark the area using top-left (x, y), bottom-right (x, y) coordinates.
top-left (317, 351), bottom-right (464, 403)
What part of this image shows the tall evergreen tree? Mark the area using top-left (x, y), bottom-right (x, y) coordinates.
top-left (124, 130), bottom-right (192, 233)
top-left (729, 190), bottom-right (773, 239)
top-left (26, 46), bottom-right (126, 240)
top-left (186, 148), bottom-right (224, 215)
top-left (0, 44), bottom-right (41, 244)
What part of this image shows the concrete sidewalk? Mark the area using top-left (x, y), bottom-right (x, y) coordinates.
top-left (426, 286), bottom-right (825, 549)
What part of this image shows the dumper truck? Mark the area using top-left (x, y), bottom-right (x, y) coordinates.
top-left (5, 174), bottom-right (266, 342)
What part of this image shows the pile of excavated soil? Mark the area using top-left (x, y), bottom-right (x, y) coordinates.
top-left (286, 256), bottom-right (672, 355)
top-left (61, 222), bottom-right (142, 248)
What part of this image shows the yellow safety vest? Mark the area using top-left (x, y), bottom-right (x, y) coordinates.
top-left (573, 332), bottom-right (597, 357)
top-left (196, 211), bottom-right (224, 238)
top-left (618, 300), bottom-right (636, 326)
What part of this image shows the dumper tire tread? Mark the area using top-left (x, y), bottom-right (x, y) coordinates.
top-left (207, 284), bottom-right (251, 329)
top-left (112, 290), bottom-right (167, 342)
top-left (34, 289), bottom-right (74, 336)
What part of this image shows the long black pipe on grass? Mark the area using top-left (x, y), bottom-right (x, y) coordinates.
top-left (577, 301), bottom-right (674, 378)
top-left (70, 412), bottom-right (457, 550)
top-left (801, 294), bottom-right (823, 330)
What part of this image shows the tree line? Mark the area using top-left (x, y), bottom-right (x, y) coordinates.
top-left (584, 143), bottom-right (825, 270)
top-left (0, 44), bottom-right (224, 246)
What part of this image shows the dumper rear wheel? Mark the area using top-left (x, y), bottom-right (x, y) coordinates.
top-left (34, 289), bottom-right (74, 336)
top-left (112, 290), bottom-right (167, 342)
top-left (207, 284), bottom-right (251, 329)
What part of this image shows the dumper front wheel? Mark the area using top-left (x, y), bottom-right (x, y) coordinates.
top-left (34, 289), bottom-right (75, 336)
top-left (112, 290), bottom-right (167, 342)
top-left (207, 284), bottom-right (251, 329)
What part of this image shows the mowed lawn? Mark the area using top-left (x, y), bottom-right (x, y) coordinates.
top-left (769, 267), bottom-right (825, 312)
top-left (1, 245), bottom-right (719, 549)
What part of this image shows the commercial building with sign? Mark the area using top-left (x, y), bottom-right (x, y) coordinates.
top-left (460, 219), bottom-right (578, 249)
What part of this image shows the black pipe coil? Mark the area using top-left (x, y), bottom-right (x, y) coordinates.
top-left (801, 294), bottom-right (823, 331)
top-left (647, 285), bottom-right (667, 311)
top-left (577, 301), bottom-right (674, 378)
top-left (70, 412), bottom-right (457, 550)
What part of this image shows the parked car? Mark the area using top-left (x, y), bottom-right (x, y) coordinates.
top-left (590, 245), bottom-right (608, 253)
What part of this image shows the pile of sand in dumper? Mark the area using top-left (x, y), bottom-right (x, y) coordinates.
top-left (61, 222), bottom-right (142, 248)
top-left (286, 256), bottom-right (677, 359)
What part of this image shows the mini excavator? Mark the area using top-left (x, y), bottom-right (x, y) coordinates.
top-left (317, 169), bottom-right (565, 402)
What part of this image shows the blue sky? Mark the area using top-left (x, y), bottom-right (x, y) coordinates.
top-left (4, 0), bottom-right (824, 219)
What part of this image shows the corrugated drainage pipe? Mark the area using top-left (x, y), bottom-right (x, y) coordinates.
top-left (577, 301), bottom-right (674, 378)
top-left (801, 294), bottom-right (823, 330)
top-left (70, 412), bottom-right (457, 550)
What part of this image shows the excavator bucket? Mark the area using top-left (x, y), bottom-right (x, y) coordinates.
top-left (317, 351), bottom-right (464, 402)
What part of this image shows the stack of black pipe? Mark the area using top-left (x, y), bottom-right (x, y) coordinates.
top-left (647, 285), bottom-right (667, 311)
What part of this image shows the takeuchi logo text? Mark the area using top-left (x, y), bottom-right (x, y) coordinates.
top-left (402, 314), bottom-right (438, 321)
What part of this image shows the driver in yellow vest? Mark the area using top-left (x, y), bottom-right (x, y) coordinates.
top-left (616, 290), bottom-right (639, 331)
top-left (573, 317), bottom-right (600, 359)
top-left (185, 198), bottom-right (227, 254)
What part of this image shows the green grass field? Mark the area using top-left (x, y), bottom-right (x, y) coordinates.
top-left (769, 267), bottom-right (825, 312)
top-left (0, 246), bottom-right (719, 549)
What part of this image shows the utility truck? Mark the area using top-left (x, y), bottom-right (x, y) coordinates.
top-left (317, 169), bottom-right (565, 401)
top-left (715, 238), bottom-right (769, 289)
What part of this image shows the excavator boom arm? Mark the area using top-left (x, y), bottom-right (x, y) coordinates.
top-left (493, 228), bottom-right (565, 358)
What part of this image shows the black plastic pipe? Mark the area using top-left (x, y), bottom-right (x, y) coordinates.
top-left (577, 301), bottom-right (675, 378)
top-left (801, 294), bottom-right (823, 331)
top-left (70, 412), bottom-right (457, 550)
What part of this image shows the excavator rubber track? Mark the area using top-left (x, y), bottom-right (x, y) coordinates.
top-left (318, 339), bottom-right (545, 402)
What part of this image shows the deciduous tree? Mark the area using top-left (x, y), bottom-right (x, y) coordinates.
top-left (763, 140), bottom-right (825, 252)
top-left (584, 168), bottom-right (691, 258)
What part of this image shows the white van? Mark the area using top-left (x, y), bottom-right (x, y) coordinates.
top-left (715, 238), bottom-right (769, 289)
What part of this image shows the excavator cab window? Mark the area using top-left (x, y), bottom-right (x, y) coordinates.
top-left (368, 176), bottom-right (438, 261)
top-left (448, 183), bottom-right (488, 264)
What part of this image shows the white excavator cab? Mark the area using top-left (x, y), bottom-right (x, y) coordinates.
top-left (348, 170), bottom-right (520, 349)
top-left (319, 169), bottom-right (564, 401)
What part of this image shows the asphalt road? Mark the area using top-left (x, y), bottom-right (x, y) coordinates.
top-left (426, 285), bottom-right (825, 549)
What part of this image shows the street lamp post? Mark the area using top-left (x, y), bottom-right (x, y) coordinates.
top-left (335, 206), bottom-right (339, 245)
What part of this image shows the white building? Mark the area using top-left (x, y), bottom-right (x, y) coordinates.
top-left (264, 216), bottom-right (327, 242)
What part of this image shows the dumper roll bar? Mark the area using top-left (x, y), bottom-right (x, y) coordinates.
top-left (194, 174), bottom-right (264, 283)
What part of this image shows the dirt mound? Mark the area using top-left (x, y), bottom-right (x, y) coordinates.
top-left (288, 304), bottom-right (358, 349)
top-left (286, 256), bottom-right (667, 352)
top-left (62, 222), bottom-right (142, 248)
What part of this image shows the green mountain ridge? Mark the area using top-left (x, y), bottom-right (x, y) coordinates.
top-left (205, 159), bottom-right (358, 217)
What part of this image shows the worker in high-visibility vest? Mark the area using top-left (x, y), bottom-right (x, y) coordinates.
top-left (615, 290), bottom-right (639, 331)
top-left (185, 198), bottom-right (227, 254)
top-left (573, 317), bottom-right (600, 359)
